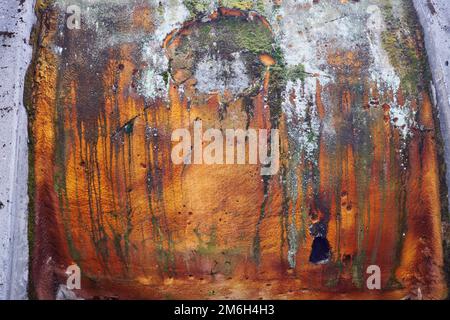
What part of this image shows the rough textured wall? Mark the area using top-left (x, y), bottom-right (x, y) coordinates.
top-left (413, 0), bottom-right (450, 293)
top-left (27, 0), bottom-right (448, 299)
top-left (0, 0), bottom-right (35, 300)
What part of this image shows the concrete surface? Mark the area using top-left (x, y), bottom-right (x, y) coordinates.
top-left (413, 0), bottom-right (450, 203)
top-left (27, 1), bottom-right (447, 299)
top-left (0, 0), bottom-right (448, 300)
top-left (0, 0), bottom-right (35, 300)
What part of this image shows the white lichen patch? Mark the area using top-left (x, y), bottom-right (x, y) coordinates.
top-left (282, 78), bottom-right (320, 164)
top-left (137, 41), bottom-right (170, 101)
top-left (276, 0), bottom-right (368, 83)
top-left (138, 66), bottom-right (168, 101)
top-left (366, 5), bottom-right (401, 93)
top-left (152, 0), bottom-right (190, 43)
top-left (389, 101), bottom-right (417, 139)
top-left (137, 1), bottom-right (190, 101)
top-left (194, 52), bottom-right (250, 96)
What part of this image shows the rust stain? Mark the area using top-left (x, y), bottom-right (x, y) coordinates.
top-left (27, 1), bottom-right (448, 299)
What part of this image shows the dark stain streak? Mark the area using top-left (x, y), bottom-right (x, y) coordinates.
top-left (427, 0), bottom-right (437, 15)
top-left (0, 31), bottom-right (15, 38)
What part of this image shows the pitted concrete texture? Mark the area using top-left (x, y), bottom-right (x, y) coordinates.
top-left (414, 0), bottom-right (450, 199)
top-left (0, 0), bottom-right (35, 300)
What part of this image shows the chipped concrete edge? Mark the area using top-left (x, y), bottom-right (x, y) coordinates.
top-left (0, 0), bottom-right (36, 300)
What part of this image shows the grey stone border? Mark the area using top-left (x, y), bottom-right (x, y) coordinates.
top-left (0, 0), bottom-right (35, 300)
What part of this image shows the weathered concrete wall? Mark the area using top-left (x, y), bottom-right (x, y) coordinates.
top-left (27, 0), bottom-right (447, 299)
top-left (413, 0), bottom-right (450, 292)
top-left (0, 0), bottom-right (449, 300)
top-left (413, 0), bottom-right (450, 206)
top-left (0, 0), bottom-right (35, 300)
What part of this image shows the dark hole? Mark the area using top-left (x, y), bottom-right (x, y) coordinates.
top-left (309, 237), bottom-right (331, 264)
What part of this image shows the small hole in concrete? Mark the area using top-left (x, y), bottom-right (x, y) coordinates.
top-left (309, 237), bottom-right (331, 264)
